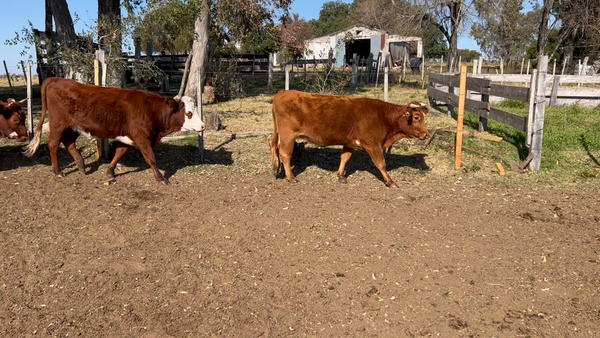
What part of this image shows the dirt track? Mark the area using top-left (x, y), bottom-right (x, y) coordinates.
top-left (1, 138), bottom-right (599, 337)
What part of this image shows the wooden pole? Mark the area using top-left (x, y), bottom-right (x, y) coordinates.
top-left (95, 50), bottom-right (109, 160)
top-left (526, 69), bottom-right (538, 148)
top-left (552, 59), bottom-right (556, 76)
top-left (458, 56), bottom-right (462, 72)
top-left (20, 60), bottom-right (27, 83)
top-left (520, 58), bottom-right (525, 75)
top-left (93, 59), bottom-right (102, 159)
top-left (440, 55), bottom-right (443, 73)
top-left (550, 75), bottom-right (560, 107)
top-left (26, 62), bottom-right (33, 141)
top-left (500, 57), bottom-right (504, 74)
top-left (375, 52), bottom-right (382, 87)
top-left (477, 56), bottom-right (483, 74)
top-left (285, 68), bottom-right (290, 90)
top-left (455, 65), bottom-right (468, 169)
top-left (578, 59), bottom-right (582, 88)
top-left (530, 55), bottom-right (548, 173)
top-left (421, 53), bottom-right (425, 89)
top-left (526, 59), bottom-right (530, 75)
top-left (3, 60), bottom-right (14, 94)
top-left (561, 58), bottom-right (567, 76)
top-left (198, 64), bottom-right (204, 164)
top-left (402, 49), bottom-right (407, 82)
top-left (384, 61), bottom-right (389, 102)
top-left (580, 56), bottom-right (589, 88)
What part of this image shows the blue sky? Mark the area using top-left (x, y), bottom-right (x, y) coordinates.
top-left (1, 0), bottom-right (479, 76)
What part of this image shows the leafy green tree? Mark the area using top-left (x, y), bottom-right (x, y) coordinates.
top-left (422, 22), bottom-right (448, 58)
top-left (309, 1), bottom-right (352, 37)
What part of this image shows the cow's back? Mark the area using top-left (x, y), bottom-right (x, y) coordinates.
top-left (272, 90), bottom-right (388, 146)
top-left (44, 78), bottom-right (165, 138)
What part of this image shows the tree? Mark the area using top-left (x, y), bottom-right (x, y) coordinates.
top-left (136, 0), bottom-right (197, 54)
top-left (309, 1), bottom-right (352, 37)
top-left (422, 21), bottom-right (448, 58)
top-left (471, 0), bottom-right (539, 65)
top-left (46, 0), bottom-right (77, 47)
top-left (99, 0), bottom-right (124, 87)
top-left (536, 0), bottom-right (555, 57)
top-left (351, 0), bottom-right (422, 36)
top-left (279, 13), bottom-right (313, 59)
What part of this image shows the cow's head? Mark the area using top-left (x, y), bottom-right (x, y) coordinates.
top-left (170, 96), bottom-right (205, 132)
top-left (401, 101), bottom-right (429, 140)
top-left (0, 98), bottom-right (28, 142)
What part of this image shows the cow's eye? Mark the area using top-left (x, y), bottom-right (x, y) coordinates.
top-left (414, 116), bottom-right (420, 121)
top-left (185, 111), bottom-right (193, 119)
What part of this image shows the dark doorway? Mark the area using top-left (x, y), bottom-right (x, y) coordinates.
top-left (345, 39), bottom-right (370, 65)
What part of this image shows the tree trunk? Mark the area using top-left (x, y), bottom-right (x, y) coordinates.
top-left (45, 0), bottom-right (53, 34)
top-left (537, 0), bottom-right (555, 56)
top-left (98, 0), bottom-right (123, 87)
top-left (184, 0), bottom-right (211, 102)
top-left (447, 0), bottom-right (461, 72)
top-left (47, 0), bottom-right (77, 47)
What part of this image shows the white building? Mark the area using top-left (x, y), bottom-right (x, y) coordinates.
top-left (275, 25), bottom-right (422, 67)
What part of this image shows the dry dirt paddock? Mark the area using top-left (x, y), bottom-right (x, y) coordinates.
top-left (1, 96), bottom-right (599, 337)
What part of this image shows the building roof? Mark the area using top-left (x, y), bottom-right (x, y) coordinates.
top-left (313, 25), bottom-right (387, 39)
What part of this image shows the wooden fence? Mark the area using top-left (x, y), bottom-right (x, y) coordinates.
top-left (427, 56), bottom-right (551, 172)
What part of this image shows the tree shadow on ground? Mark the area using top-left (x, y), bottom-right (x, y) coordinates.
top-left (0, 141), bottom-right (233, 180)
top-left (281, 143), bottom-right (430, 184)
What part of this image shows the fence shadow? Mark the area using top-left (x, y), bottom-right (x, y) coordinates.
top-left (0, 141), bottom-right (233, 179)
top-left (285, 143), bottom-right (429, 183)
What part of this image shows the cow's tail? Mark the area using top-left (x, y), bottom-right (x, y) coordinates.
top-left (23, 82), bottom-right (48, 157)
top-left (269, 106), bottom-right (281, 176)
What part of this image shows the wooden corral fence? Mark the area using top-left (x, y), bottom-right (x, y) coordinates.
top-left (428, 56), bottom-right (552, 172)
top-left (428, 55), bottom-right (600, 172)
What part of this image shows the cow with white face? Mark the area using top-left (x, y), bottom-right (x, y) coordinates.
top-left (0, 98), bottom-right (28, 141)
top-left (24, 77), bottom-right (205, 185)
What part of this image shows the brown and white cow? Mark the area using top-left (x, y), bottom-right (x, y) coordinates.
top-left (269, 90), bottom-right (429, 188)
top-left (0, 98), bottom-right (28, 141)
top-left (24, 77), bottom-right (205, 185)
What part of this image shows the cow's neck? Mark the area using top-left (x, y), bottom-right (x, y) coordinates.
top-left (382, 108), bottom-right (408, 148)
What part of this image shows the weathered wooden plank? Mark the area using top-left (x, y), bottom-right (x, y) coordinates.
top-left (471, 73), bottom-right (600, 85)
top-left (490, 83), bottom-right (530, 102)
top-left (550, 76), bottom-right (560, 107)
top-left (428, 86), bottom-right (489, 116)
top-left (530, 55), bottom-right (549, 172)
top-left (429, 73), bottom-right (491, 94)
top-left (489, 108), bottom-right (528, 132)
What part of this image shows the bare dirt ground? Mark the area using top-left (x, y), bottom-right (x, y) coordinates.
top-left (1, 132), bottom-right (599, 337)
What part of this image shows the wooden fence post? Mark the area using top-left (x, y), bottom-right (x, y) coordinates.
top-left (550, 75), bottom-right (560, 107)
top-left (26, 62), bottom-right (33, 141)
top-left (20, 60), bottom-right (27, 83)
top-left (94, 50), bottom-right (110, 160)
top-left (552, 59), bottom-right (556, 76)
top-left (458, 55), bottom-right (462, 71)
top-left (455, 65), bottom-right (468, 169)
top-left (384, 61), bottom-right (389, 102)
top-left (198, 66), bottom-right (204, 164)
top-left (477, 56), bottom-right (483, 74)
top-left (268, 53), bottom-right (274, 89)
top-left (479, 92), bottom-right (489, 132)
top-left (402, 49), bottom-right (407, 82)
top-left (500, 57), bottom-right (504, 74)
top-left (561, 58), bottom-right (567, 76)
top-left (440, 55), bottom-right (443, 73)
top-left (520, 58), bottom-right (525, 75)
top-left (350, 53), bottom-right (358, 90)
top-left (285, 67), bottom-right (290, 90)
top-left (526, 69), bottom-right (538, 148)
top-left (3, 60), bottom-right (14, 94)
top-left (530, 55), bottom-right (548, 173)
top-left (421, 54), bottom-right (425, 89)
top-left (526, 59), bottom-right (531, 75)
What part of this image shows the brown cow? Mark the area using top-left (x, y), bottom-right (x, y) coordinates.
top-left (0, 98), bottom-right (28, 141)
top-left (24, 78), bottom-right (205, 185)
top-left (269, 90), bottom-right (429, 188)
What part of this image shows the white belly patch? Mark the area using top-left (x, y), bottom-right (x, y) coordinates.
top-left (72, 127), bottom-right (92, 138)
top-left (115, 136), bottom-right (134, 145)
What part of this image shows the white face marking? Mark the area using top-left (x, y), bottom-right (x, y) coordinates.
top-left (180, 96), bottom-right (205, 132)
top-left (72, 127), bottom-right (92, 138)
top-left (355, 139), bottom-right (361, 146)
top-left (409, 103), bottom-right (420, 108)
top-left (9, 132), bottom-right (18, 138)
top-left (115, 136), bottom-right (134, 146)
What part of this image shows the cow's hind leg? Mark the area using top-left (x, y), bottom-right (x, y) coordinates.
top-left (48, 127), bottom-right (66, 178)
top-left (278, 134), bottom-right (298, 183)
top-left (106, 144), bottom-right (131, 179)
top-left (269, 134), bottom-right (280, 177)
top-left (61, 129), bottom-right (86, 174)
top-left (337, 146), bottom-right (354, 184)
top-left (365, 146), bottom-right (398, 188)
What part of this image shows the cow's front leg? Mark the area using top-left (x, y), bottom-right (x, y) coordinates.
top-left (366, 147), bottom-right (398, 188)
top-left (106, 144), bottom-right (131, 179)
top-left (135, 139), bottom-right (168, 185)
top-left (337, 146), bottom-right (354, 183)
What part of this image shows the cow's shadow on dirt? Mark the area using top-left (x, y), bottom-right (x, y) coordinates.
top-left (287, 143), bottom-right (430, 183)
top-left (0, 141), bottom-right (233, 180)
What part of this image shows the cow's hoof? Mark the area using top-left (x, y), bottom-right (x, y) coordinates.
top-left (55, 173), bottom-right (65, 179)
top-left (79, 169), bottom-right (87, 175)
top-left (160, 179), bottom-right (170, 186)
top-left (338, 176), bottom-right (348, 184)
top-left (288, 178), bottom-right (299, 184)
top-left (386, 181), bottom-right (399, 188)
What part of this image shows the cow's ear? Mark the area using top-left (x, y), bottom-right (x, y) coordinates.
top-left (166, 99), bottom-right (179, 114)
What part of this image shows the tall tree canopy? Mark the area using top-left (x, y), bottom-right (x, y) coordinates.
top-left (308, 1), bottom-right (352, 37)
